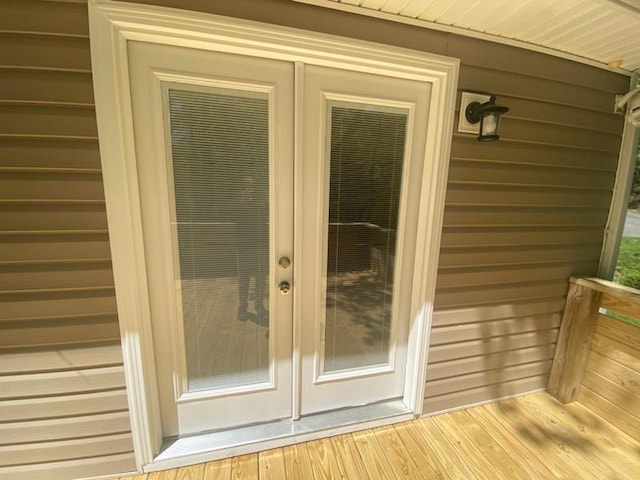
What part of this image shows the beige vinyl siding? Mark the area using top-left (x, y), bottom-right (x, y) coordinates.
top-left (427, 36), bottom-right (627, 412)
top-left (0, 1), bottom-right (136, 479)
top-left (124, 0), bottom-right (627, 416)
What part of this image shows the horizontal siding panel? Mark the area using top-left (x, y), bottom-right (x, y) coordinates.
top-left (0, 69), bottom-right (94, 104)
top-left (432, 298), bottom-right (566, 326)
top-left (0, 170), bottom-right (103, 200)
top-left (458, 64), bottom-right (616, 112)
top-left (0, 290), bottom-right (116, 321)
top-left (442, 206), bottom-right (609, 227)
top-left (0, 105), bottom-right (98, 137)
top-left (436, 263), bottom-right (597, 289)
top-left (0, 0), bottom-right (89, 36)
top-left (1, 365), bottom-right (126, 399)
top-left (473, 94), bottom-right (623, 133)
top-left (0, 411), bottom-right (132, 445)
top-left (430, 313), bottom-right (561, 345)
top-left (0, 261), bottom-right (114, 291)
top-left (455, 114), bottom-right (621, 154)
top-left (440, 226), bottom-right (604, 248)
top-left (425, 360), bottom-right (553, 397)
top-left (423, 375), bottom-right (548, 414)
top-left (0, 453), bottom-right (136, 480)
top-left (434, 281), bottom-right (570, 309)
top-left (0, 342), bottom-right (123, 374)
top-left (0, 433), bottom-right (133, 467)
top-left (438, 244), bottom-right (601, 268)
top-left (0, 138), bottom-right (101, 169)
top-left (0, 314), bottom-right (119, 347)
top-left (0, 203), bottom-right (107, 230)
top-left (498, 117), bottom-right (621, 153)
top-left (450, 136), bottom-right (618, 171)
top-left (445, 183), bottom-right (612, 208)
top-left (0, 389), bottom-right (129, 422)
top-left (445, 35), bottom-right (629, 93)
top-left (427, 344), bottom-right (556, 381)
top-left (428, 329), bottom-right (559, 363)
top-left (0, 233), bottom-right (110, 262)
top-left (447, 159), bottom-right (616, 189)
top-left (0, 33), bottom-right (91, 71)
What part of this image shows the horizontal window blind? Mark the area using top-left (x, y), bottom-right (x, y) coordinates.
top-left (168, 88), bottom-right (271, 392)
top-left (323, 104), bottom-right (407, 373)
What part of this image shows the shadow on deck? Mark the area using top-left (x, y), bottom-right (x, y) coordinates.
top-left (117, 389), bottom-right (639, 479)
top-left (119, 277), bottom-right (640, 479)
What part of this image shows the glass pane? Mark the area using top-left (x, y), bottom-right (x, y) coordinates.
top-left (323, 103), bottom-right (408, 373)
top-left (168, 88), bottom-right (270, 393)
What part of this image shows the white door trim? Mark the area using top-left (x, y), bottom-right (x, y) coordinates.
top-left (89, 0), bottom-right (458, 470)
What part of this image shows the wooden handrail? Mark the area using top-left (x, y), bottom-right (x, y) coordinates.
top-left (570, 276), bottom-right (640, 301)
top-left (547, 277), bottom-right (640, 403)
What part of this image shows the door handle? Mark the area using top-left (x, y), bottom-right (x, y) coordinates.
top-left (279, 281), bottom-right (291, 295)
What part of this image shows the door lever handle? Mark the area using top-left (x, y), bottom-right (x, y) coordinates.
top-left (279, 281), bottom-right (291, 295)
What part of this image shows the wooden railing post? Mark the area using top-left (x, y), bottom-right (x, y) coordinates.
top-left (547, 280), bottom-right (601, 403)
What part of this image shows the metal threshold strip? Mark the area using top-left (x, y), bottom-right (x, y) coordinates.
top-left (148, 400), bottom-right (412, 472)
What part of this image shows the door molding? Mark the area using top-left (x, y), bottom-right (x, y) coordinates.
top-left (89, 0), bottom-right (459, 470)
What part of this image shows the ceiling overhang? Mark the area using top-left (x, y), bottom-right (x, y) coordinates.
top-left (294, 0), bottom-right (640, 75)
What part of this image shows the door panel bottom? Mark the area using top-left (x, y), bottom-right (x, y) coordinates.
top-left (149, 400), bottom-right (412, 472)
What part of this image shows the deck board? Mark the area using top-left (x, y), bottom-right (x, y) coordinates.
top-left (119, 392), bottom-right (640, 479)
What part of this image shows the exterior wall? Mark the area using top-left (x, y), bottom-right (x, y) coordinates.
top-left (0, 0), bottom-right (629, 476)
top-left (129, 0), bottom-right (628, 412)
top-left (426, 37), bottom-right (627, 411)
top-left (0, 0), bottom-right (136, 478)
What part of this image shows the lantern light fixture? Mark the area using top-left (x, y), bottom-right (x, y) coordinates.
top-left (458, 92), bottom-right (509, 142)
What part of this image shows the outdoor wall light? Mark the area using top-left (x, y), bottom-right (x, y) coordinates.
top-left (458, 92), bottom-right (509, 142)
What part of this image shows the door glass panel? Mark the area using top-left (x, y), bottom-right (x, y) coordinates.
top-left (323, 103), bottom-right (408, 373)
top-left (168, 88), bottom-right (270, 393)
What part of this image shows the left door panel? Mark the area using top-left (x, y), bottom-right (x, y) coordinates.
top-left (127, 41), bottom-right (294, 436)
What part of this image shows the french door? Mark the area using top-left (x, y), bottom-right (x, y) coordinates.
top-left (127, 41), bottom-right (430, 437)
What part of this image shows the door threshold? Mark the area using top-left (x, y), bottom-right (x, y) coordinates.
top-left (146, 400), bottom-right (413, 472)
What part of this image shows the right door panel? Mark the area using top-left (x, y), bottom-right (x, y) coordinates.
top-left (299, 65), bottom-right (432, 415)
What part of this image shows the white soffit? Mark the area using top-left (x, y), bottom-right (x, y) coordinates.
top-left (295, 0), bottom-right (640, 74)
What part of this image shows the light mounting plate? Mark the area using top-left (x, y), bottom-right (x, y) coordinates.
top-left (458, 92), bottom-right (490, 134)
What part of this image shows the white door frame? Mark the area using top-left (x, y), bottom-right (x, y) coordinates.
top-left (89, 0), bottom-right (458, 470)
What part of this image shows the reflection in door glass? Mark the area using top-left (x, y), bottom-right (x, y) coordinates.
top-left (323, 104), bottom-right (408, 373)
top-left (168, 88), bottom-right (270, 392)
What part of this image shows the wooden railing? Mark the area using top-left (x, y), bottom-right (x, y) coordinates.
top-left (547, 277), bottom-right (640, 441)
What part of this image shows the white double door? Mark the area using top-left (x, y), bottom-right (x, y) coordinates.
top-left (128, 41), bottom-right (431, 437)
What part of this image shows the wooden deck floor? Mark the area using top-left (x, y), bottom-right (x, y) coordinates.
top-left (118, 391), bottom-right (640, 479)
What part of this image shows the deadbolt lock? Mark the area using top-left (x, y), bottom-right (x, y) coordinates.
top-left (279, 257), bottom-right (291, 269)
